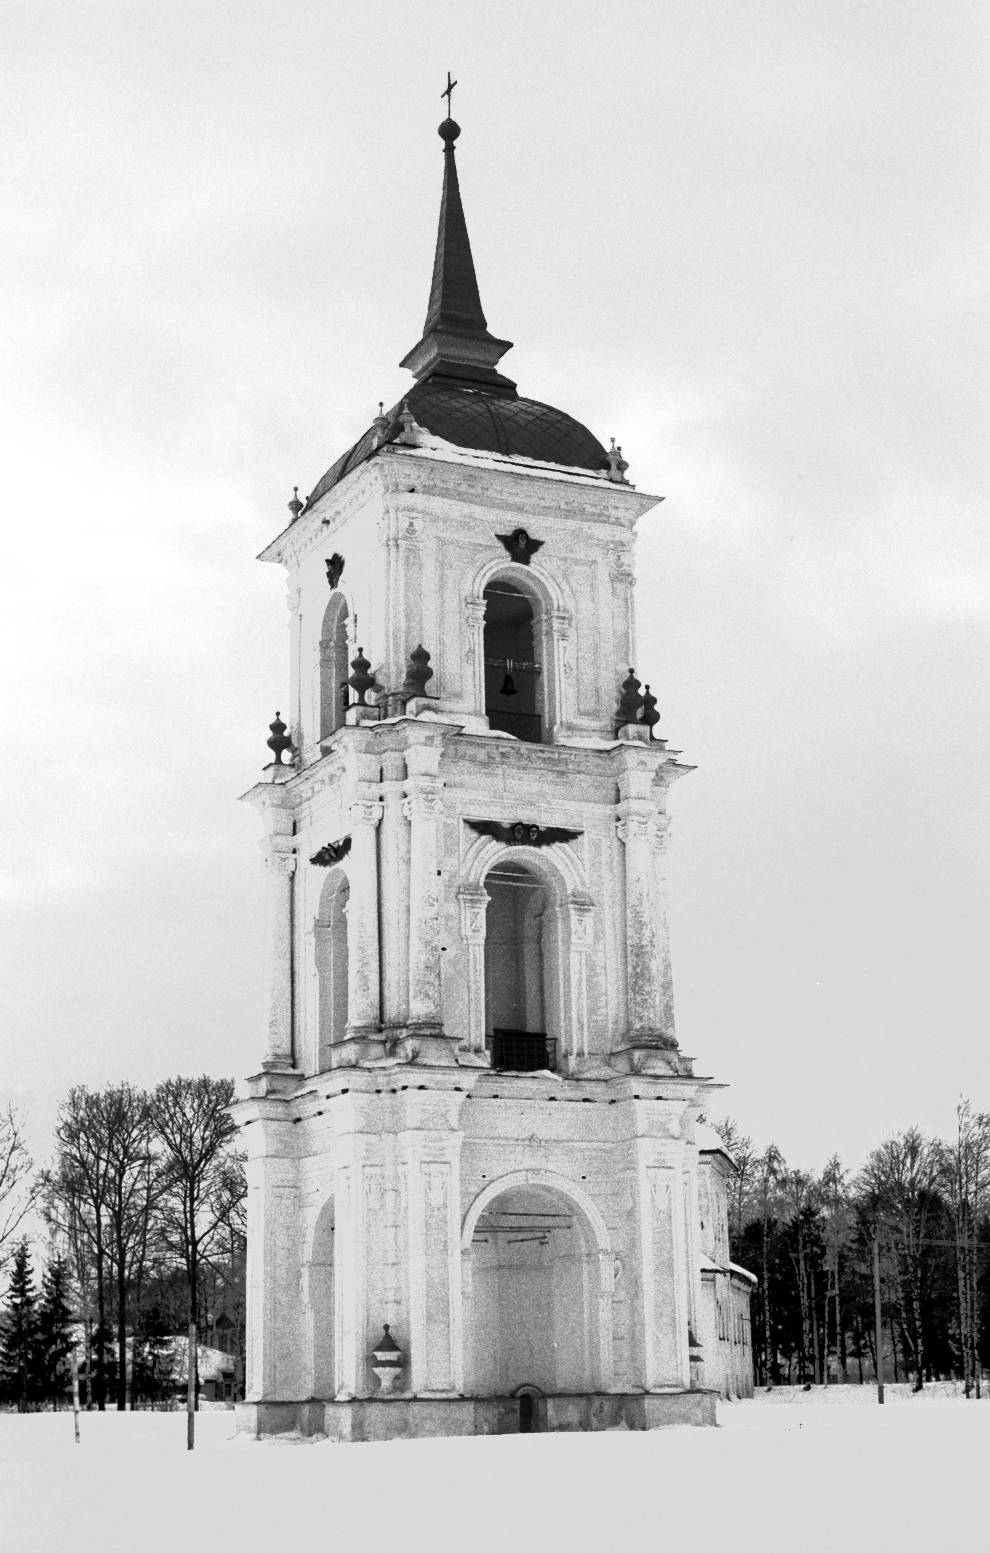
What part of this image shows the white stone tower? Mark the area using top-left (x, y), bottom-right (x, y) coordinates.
top-left (234, 107), bottom-right (737, 1439)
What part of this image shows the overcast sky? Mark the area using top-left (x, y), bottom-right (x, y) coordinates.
top-left (2, 1), bottom-right (987, 1176)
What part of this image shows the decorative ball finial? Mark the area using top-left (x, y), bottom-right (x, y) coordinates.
top-left (641, 684), bottom-right (660, 734)
top-left (616, 669), bottom-right (645, 727)
top-left (371, 401), bottom-right (390, 447)
top-left (348, 648), bottom-right (375, 707)
top-left (403, 644), bottom-right (434, 700)
top-left (266, 711), bottom-right (293, 766)
top-left (288, 486), bottom-right (304, 518)
top-left (607, 439), bottom-right (630, 485)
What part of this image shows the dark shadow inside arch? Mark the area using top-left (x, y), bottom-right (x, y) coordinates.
top-left (483, 579), bottom-right (543, 743)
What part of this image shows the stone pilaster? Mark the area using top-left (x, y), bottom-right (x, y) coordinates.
top-left (403, 746), bottom-right (443, 1033)
top-left (458, 886), bottom-right (489, 1054)
top-left (379, 757), bottom-right (410, 1032)
top-left (634, 1149), bottom-right (690, 1391)
top-left (402, 1123), bottom-right (463, 1396)
top-left (345, 796), bottom-right (383, 1038)
top-left (565, 892), bottom-right (594, 1061)
top-left (262, 845), bottom-right (297, 1068)
top-left (242, 1131), bottom-right (302, 1402)
top-left (548, 606), bottom-right (573, 733)
top-left (611, 749), bottom-right (685, 1075)
top-left (616, 804), bottom-right (663, 1038)
top-left (464, 595), bottom-right (487, 713)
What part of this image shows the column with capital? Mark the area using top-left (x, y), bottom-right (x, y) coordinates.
top-left (457, 887), bottom-right (489, 1054)
top-left (345, 796), bottom-right (383, 1039)
top-left (548, 606), bottom-right (573, 734)
top-left (403, 741), bottom-right (445, 1037)
top-left (616, 802), bottom-right (666, 1043)
top-left (262, 843), bottom-right (297, 1069)
top-left (651, 814), bottom-right (676, 1035)
top-left (379, 754), bottom-right (410, 1033)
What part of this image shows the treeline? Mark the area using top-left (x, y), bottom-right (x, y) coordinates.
top-left (0, 1078), bottom-right (244, 1412)
top-left (717, 1100), bottom-right (990, 1395)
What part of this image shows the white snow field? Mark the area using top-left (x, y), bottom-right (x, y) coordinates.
top-left (2, 1387), bottom-right (987, 1553)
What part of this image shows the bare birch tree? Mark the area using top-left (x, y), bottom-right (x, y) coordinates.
top-left (940, 1099), bottom-right (990, 1398)
top-left (754, 1143), bottom-right (784, 1385)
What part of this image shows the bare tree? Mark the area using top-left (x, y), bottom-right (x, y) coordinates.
top-left (712, 1117), bottom-right (755, 1250)
top-left (819, 1155), bottom-right (851, 1383)
top-left (860, 1128), bottom-right (943, 1391)
top-left (100, 1085), bottom-right (159, 1408)
top-left (149, 1076), bottom-right (242, 1410)
top-left (0, 1105), bottom-right (35, 1269)
top-left (45, 1085), bottom-right (158, 1409)
top-left (780, 1168), bottom-right (820, 1383)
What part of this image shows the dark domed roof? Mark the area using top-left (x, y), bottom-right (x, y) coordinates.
top-left (305, 381), bottom-right (610, 509)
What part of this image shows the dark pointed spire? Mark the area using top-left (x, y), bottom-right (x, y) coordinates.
top-left (400, 111), bottom-right (516, 396)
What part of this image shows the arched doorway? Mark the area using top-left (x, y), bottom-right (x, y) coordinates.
top-left (466, 1183), bottom-right (599, 1398)
top-left (483, 860), bottom-right (556, 1072)
top-left (307, 1197), bottom-right (335, 1399)
top-left (315, 871), bottom-right (349, 1070)
top-left (483, 578), bottom-right (543, 743)
top-left (319, 596), bottom-right (350, 741)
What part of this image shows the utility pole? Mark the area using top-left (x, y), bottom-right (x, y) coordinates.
top-left (187, 1320), bottom-right (197, 1450)
top-left (873, 1234), bottom-right (884, 1405)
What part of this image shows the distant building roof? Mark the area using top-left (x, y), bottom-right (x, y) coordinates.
top-left (697, 1123), bottom-right (739, 1167)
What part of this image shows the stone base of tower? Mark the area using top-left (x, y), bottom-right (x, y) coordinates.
top-left (235, 1389), bottom-right (716, 1442)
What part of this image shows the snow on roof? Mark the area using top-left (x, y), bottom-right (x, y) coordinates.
top-left (696, 1123), bottom-right (736, 1162)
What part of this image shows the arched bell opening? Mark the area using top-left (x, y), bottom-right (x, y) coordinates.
top-left (483, 860), bottom-right (557, 1073)
top-left (467, 1184), bottom-right (599, 1399)
top-left (306, 1196), bottom-right (336, 1400)
top-left (483, 578), bottom-right (544, 743)
top-left (315, 871), bottom-right (349, 1070)
top-left (319, 595), bottom-right (350, 741)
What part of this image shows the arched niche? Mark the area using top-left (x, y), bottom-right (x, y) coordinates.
top-left (461, 1174), bottom-right (612, 1398)
top-left (318, 594), bottom-right (350, 742)
top-left (315, 869), bottom-right (349, 1070)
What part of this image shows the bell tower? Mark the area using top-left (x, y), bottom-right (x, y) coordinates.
top-left (234, 104), bottom-right (734, 1439)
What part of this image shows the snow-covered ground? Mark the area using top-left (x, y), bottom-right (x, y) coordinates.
top-left (2, 1387), bottom-right (987, 1553)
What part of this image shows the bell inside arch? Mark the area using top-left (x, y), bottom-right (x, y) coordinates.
top-left (500, 668), bottom-right (518, 697)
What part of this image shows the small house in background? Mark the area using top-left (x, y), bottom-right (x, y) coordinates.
top-left (168, 1337), bottom-right (238, 1405)
top-left (696, 1126), bottom-right (756, 1399)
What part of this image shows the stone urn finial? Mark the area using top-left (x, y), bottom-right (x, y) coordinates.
top-left (371, 1324), bottom-right (404, 1395)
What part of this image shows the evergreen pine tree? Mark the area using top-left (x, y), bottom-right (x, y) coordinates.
top-left (1, 1239), bottom-right (40, 1411)
top-left (37, 1255), bottom-right (74, 1410)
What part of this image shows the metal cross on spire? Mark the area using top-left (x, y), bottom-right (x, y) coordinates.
top-left (441, 71), bottom-right (457, 115)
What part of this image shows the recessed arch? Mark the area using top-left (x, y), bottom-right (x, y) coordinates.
top-left (461, 1168), bottom-right (611, 1254)
top-left (318, 592), bottom-right (352, 741)
top-left (461, 1171), bottom-right (613, 1397)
